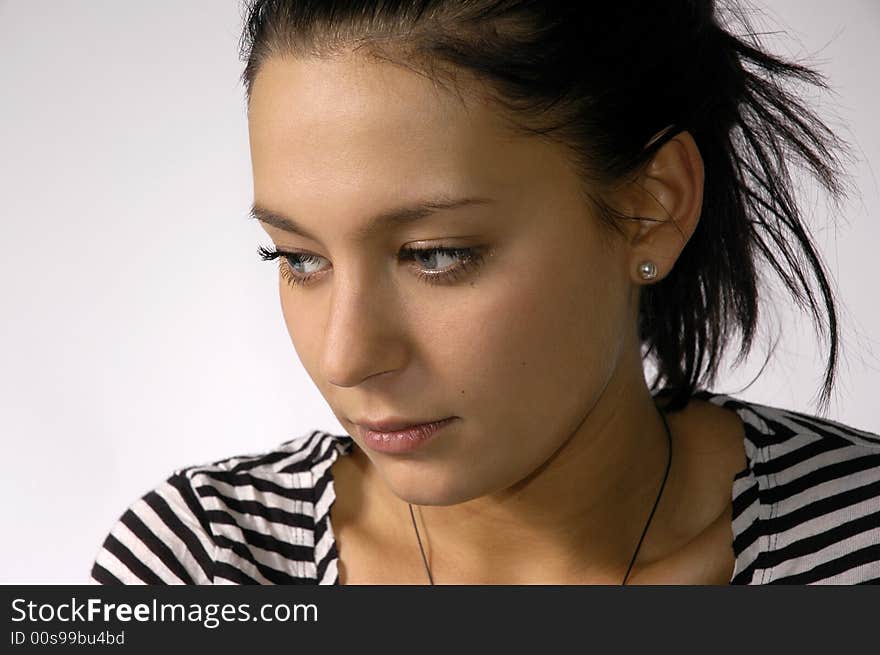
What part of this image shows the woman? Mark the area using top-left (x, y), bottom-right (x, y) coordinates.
top-left (90, 0), bottom-right (880, 585)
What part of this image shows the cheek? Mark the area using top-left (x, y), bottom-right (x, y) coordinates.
top-left (278, 279), bottom-right (322, 371)
top-left (434, 241), bottom-right (629, 427)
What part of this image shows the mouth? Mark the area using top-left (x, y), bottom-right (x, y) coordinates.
top-left (354, 416), bottom-right (452, 432)
top-left (352, 417), bottom-right (457, 454)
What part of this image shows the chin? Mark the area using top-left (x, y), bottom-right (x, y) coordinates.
top-left (397, 491), bottom-right (472, 507)
top-left (381, 467), bottom-right (484, 507)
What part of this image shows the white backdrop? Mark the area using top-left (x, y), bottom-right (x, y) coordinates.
top-left (1, 0), bottom-right (877, 583)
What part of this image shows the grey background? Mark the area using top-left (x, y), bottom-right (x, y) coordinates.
top-left (1, 0), bottom-right (877, 583)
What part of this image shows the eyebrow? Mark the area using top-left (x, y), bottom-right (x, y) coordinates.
top-left (249, 195), bottom-right (494, 242)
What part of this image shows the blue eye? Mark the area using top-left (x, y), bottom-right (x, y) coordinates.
top-left (256, 244), bottom-right (486, 288)
top-left (400, 245), bottom-right (485, 285)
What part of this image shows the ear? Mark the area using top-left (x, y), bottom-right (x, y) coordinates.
top-left (615, 130), bottom-right (704, 285)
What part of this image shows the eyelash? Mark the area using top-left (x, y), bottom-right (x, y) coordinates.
top-left (256, 244), bottom-right (487, 288)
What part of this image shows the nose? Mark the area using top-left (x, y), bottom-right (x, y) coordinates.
top-left (320, 266), bottom-right (408, 388)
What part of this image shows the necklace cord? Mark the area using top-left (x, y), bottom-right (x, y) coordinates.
top-left (409, 408), bottom-right (673, 586)
top-left (408, 503), bottom-right (434, 585)
top-left (620, 410), bottom-right (673, 584)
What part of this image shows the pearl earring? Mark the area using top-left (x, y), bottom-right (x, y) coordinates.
top-left (638, 261), bottom-right (658, 281)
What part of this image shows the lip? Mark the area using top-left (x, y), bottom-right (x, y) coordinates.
top-left (355, 416), bottom-right (450, 432)
top-left (354, 417), bottom-right (456, 454)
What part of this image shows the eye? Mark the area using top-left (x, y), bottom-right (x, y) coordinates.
top-left (257, 244), bottom-right (487, 288)
top-left (400, 245), bottom-right (486, 286)
top-left (257, 245), bottom-right (329, 288)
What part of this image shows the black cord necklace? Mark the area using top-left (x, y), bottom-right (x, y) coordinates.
top-left (408, 409), bottom-right (674, 585)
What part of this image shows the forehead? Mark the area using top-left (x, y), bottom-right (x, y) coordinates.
top-left (246, 54), bottom-right (557, 224)
top-left (248, 52), bottom-right (469, 128)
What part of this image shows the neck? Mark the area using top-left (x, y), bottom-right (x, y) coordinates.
top-left (360, 348), bottom-right (677, 585)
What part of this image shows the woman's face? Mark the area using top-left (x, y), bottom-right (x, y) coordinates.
top-left (248, 53), bottom-right (638, 506)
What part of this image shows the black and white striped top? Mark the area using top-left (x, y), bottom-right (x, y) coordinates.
top-left (89, 392), bottom-right (880, 585)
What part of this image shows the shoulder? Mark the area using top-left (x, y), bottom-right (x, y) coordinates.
top-left (698, 391), bottom-right (880, 584)
top-left (174, 429), bottom-right (354, 493)
top-left (90, 431), bottom-right (354, 585)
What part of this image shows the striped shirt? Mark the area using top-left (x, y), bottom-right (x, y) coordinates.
top-left (89, 391), bottom-right (880, 585)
